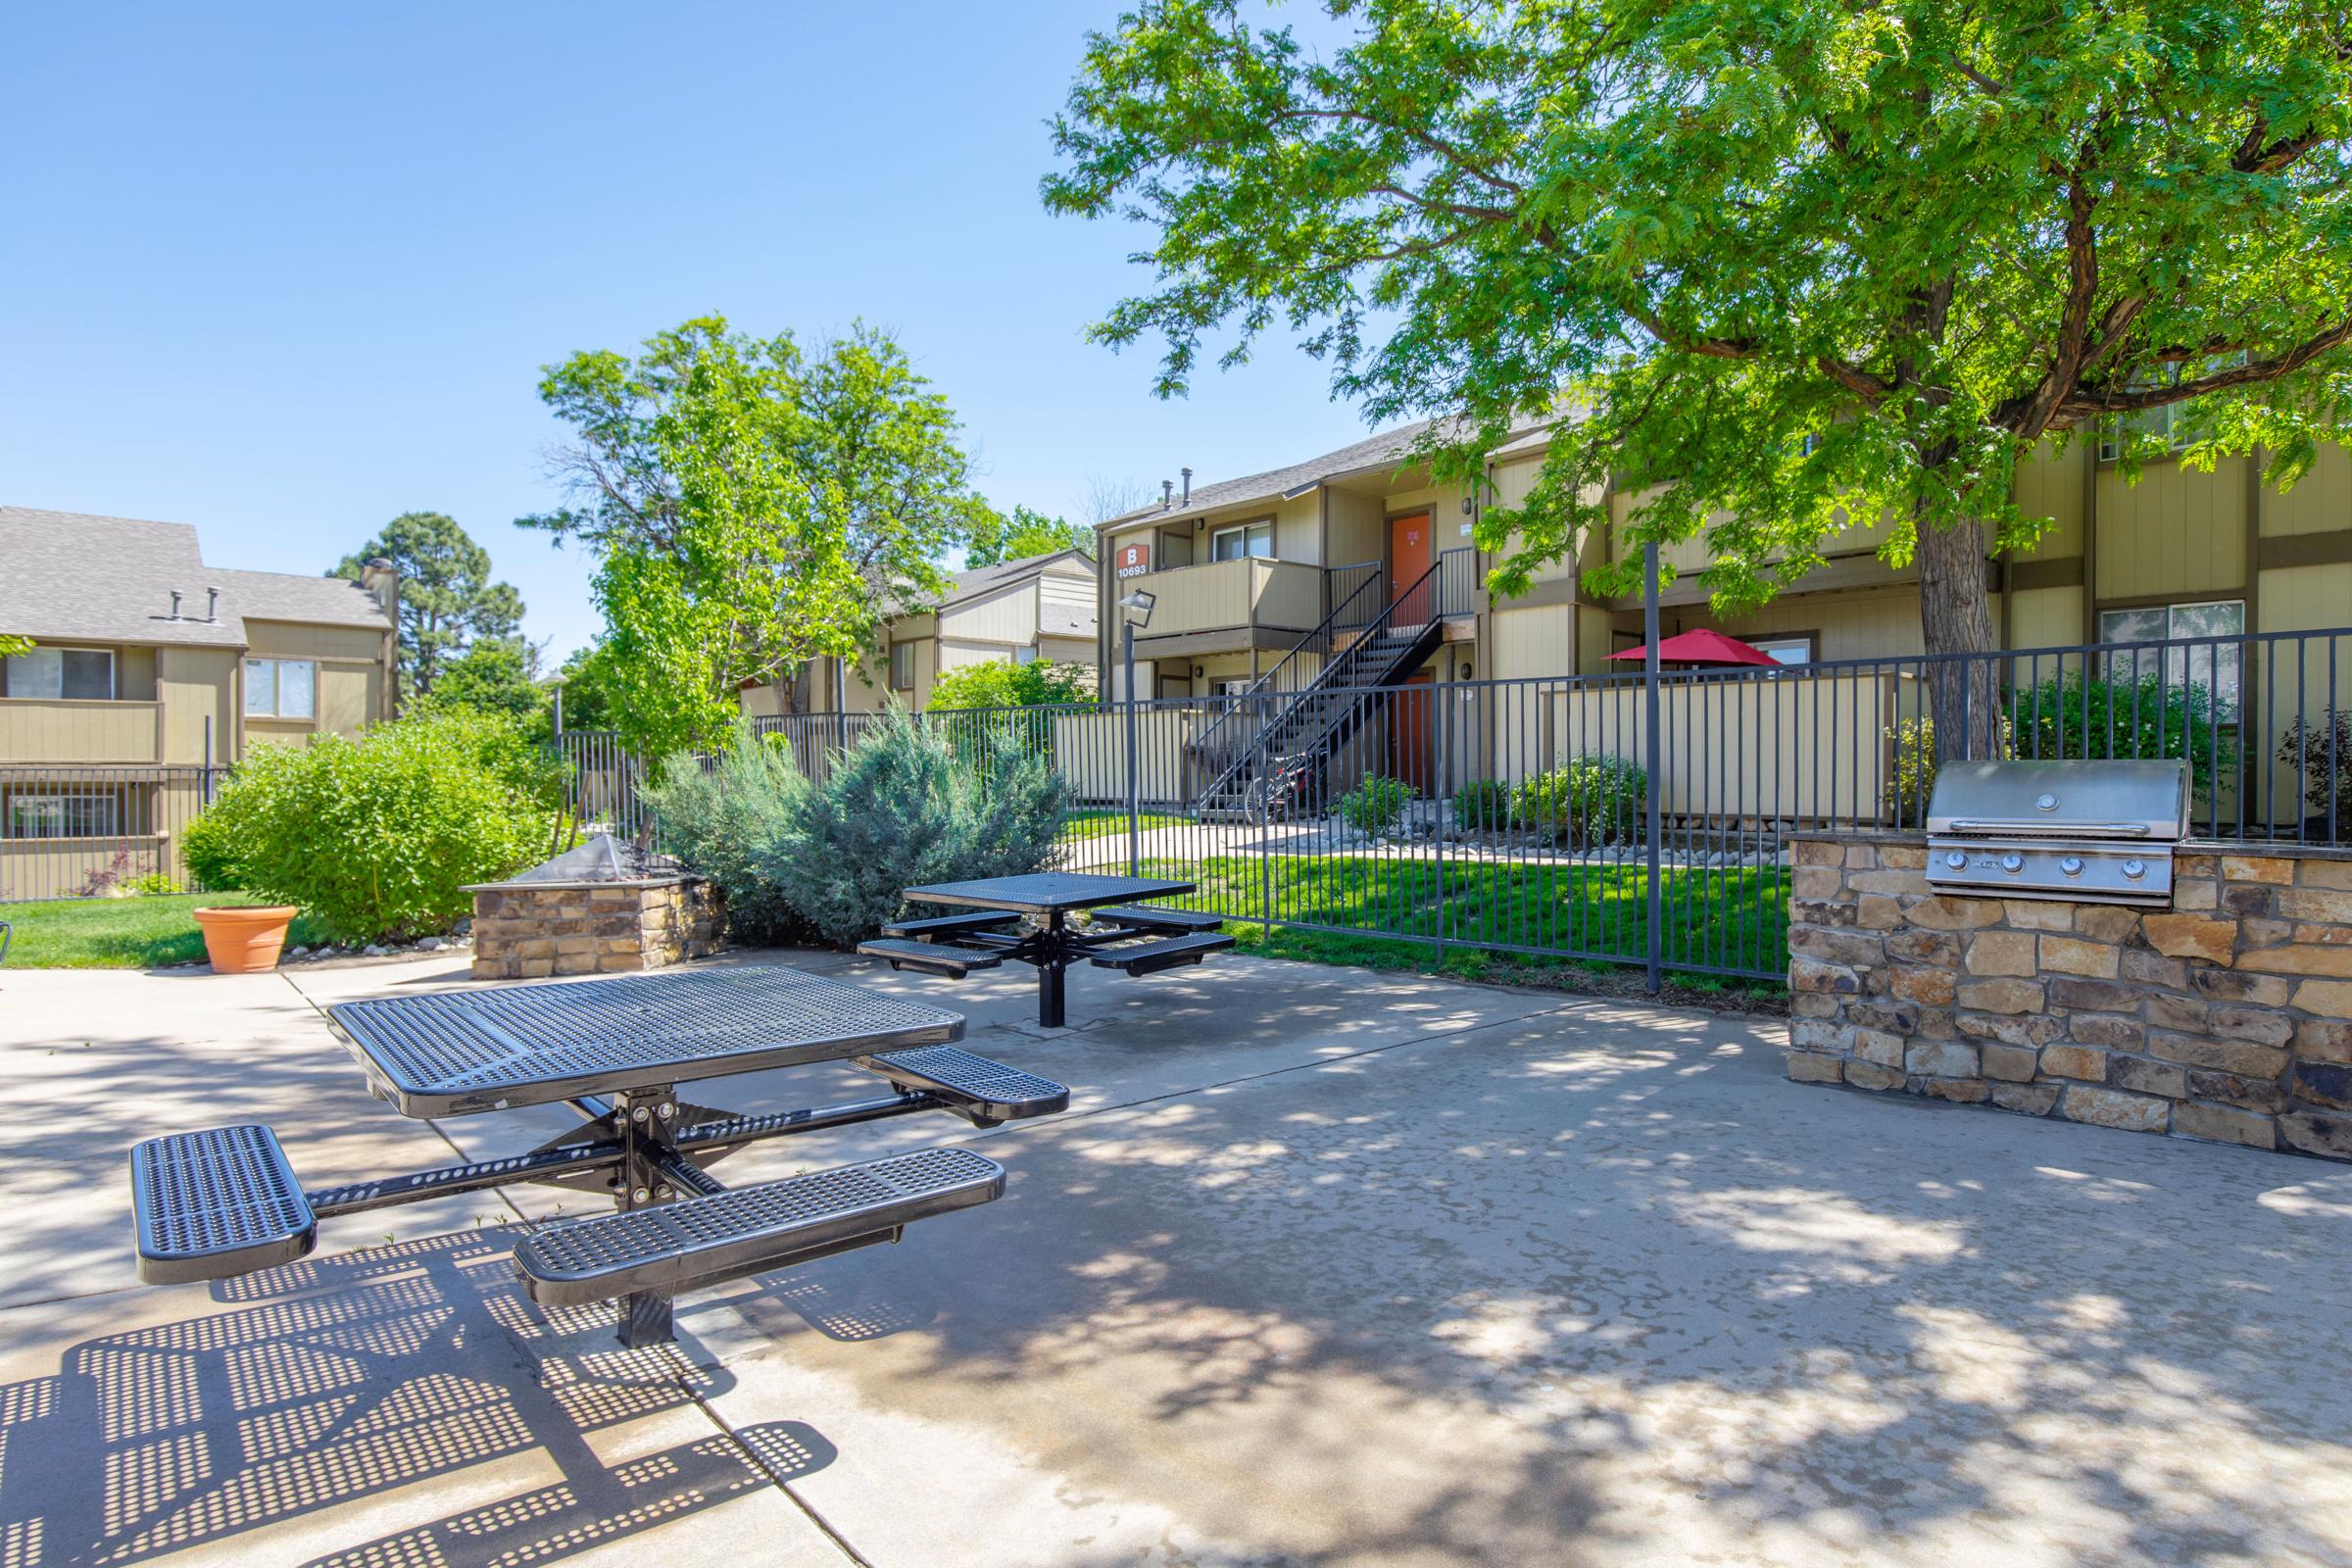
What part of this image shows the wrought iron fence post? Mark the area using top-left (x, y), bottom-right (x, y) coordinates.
top-left (1256, 696), bottom-right (1274, 933)
top-left (1435, 675), bottom-right (1448, 964)
top-left (1123, 621), bottom-right (1142, 878)
top-left (1642, 541), bottom-right (1664, 995)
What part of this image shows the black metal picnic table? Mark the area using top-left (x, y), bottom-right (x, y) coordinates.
top-left (124, 965), bottom-right (1071, 1347)
top-left (858, 871), bottom-right (1235, 1027)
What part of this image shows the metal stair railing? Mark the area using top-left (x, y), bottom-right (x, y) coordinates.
top-left (1185, 560), bottom-right (1384, 780)
top-left (1192, 560), bottom-right (1448, 816)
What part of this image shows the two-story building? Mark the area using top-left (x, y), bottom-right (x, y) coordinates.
top-left (740, 547), bottom-right (1099, 717)
top-left (1091, 419), bottom-right (2352, 814)
top-left (0, 505), bottom-right (398, 898)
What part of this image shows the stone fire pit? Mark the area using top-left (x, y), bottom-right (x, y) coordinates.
top-left (466, 833), bottom-right (723, 981)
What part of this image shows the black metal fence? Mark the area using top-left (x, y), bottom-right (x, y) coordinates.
top-left (0, 764), bottom-right (225, 903)
top-left (550, 624), bottom-right (2349, 986)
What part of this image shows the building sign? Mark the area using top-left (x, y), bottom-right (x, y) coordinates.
top-left (1115, 540), bottom-right (1152, 578)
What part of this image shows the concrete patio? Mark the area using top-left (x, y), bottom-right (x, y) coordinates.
top-left (2, 947), bottom-right (2349, 1567)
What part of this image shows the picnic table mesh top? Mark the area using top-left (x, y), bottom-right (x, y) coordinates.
top-left (903, 872), bottom-right (1195, 912)
top-left (328, 966), bottom-right (962, 1114)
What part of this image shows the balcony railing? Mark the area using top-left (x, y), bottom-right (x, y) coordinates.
top-left (0, 699), bottom-right (165, 764)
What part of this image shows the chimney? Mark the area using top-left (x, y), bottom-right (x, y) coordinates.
top-left (168, 590), bottom-right (182, 619)
top-left (205, 587), bottom-right (220, 622)
top-left (359, 557), bottom-right (400, 616)
top-left (1160, 479), bottom-right (1174, 510)
top-left (1181, 466), bottom-right (1192, 504)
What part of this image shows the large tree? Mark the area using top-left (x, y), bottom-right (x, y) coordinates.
top-left (966, 504), bottom-right (1094, 566)
top-left (332, 513), bottom-right (525, 699)
top-left (1046, 0), bottom-right (2352, 747)
top-left (520, 317), bottom-right (986, 756)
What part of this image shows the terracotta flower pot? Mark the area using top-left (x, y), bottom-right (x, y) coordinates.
top-left (193, 906), bottom-right (300, 974)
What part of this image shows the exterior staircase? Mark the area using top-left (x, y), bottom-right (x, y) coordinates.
top-left (1188, 559), bottom-right (1455, 822)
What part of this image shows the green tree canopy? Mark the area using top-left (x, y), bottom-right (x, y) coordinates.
top-left (520, 318), bottom-right (988, 757)
top-left (549, 638), bottom-right (629, 733)
top-left (0, 634), bottom-right (30, 661)
top-left (965, 504), bottom-right (1093, 567)
top-left (927, 658), bottom-right (1098, 711)
top-left (332, 512), bottom-right (524, 698)
top-left (414, 635), bottom-right (545, 727)
top-left (1045, 0), bottom-right (2352, 690)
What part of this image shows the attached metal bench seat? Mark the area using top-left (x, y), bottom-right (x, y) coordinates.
top-left (130, 1124), bottom-right (318, 1285)
top-left (1088, 932), bottom-right (1237, 976)
top-left (1088, 906), bottom-right (1223, 934)
top-left (857, 937), bottom-right (1003, 977)
top-left (882, 910), bottom-right (1020, 941)
top-left (855, 1044), bottom-right (1070, 1125)
top-left (511, 1147), bottom-right (1004, 1307)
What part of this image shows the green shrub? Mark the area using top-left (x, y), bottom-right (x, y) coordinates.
top-left (769, 706), bottom-right (1065, 948)
top-left (179, 710), bottom-right (565, 944)
top-left (1886, 716), bottom-right (1937, 824)
top-left (639, 727), bottom-right (817, 946)
top-left (1339, 774), bottom-right (1417, 833)
top-left (1452, 778), bottom-right (1513, 832)
top-left (122, 872), bottom-right (181, 897)
top-left (2278, 707), bottom-right (2352, 838)
top-left (2015, 671), bottom-right (2237, 799)
top-left (1516, 756), bottom-right (1646, 848)
top-left (926, 660), bottom-right (1095, 711)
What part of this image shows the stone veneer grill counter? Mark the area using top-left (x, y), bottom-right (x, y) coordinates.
top-left (1784, 836), bottom-right (2352, 1159)
top-left (466, 833), bottom-right (724, 981)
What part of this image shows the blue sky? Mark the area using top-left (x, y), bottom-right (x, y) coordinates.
top-left (0, 3), bottom-right (1379, 661)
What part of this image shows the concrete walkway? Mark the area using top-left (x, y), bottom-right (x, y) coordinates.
top-left (2, 947), bottom-right (2349, 1567)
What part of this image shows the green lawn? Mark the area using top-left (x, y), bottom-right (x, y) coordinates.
top-left (0, 894), bottom-right (330, 970)
top-left (1141, 854), bottom-right (1789, 980)
top-left (1060, 808), bottom-right (1187, 841)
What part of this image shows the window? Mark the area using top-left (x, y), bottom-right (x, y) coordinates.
top-left (245, 658), bottom-right (316, 718)
top-left (1749, 636), bottom-right (1814, 665)
top-left (1209, 520), bottom-right (1273, 562)
top-left (2098, 599), bottom-right (2244, 702)
top-left (1011, 645), bottom-right (1038, 665)
top-left (2097, 355), bottom-right (2245, 460)
top-left (889, 641), bottom-right (916, 690)
top-left (5, 647), bottom-right (114, 700)
top-left (5, 793), bottom-right (119, 839)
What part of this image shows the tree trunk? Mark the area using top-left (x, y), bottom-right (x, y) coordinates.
top-left (1916, 509), bottom-right (2002, 763)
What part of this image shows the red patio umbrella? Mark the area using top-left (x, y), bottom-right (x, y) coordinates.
top-left (1608, 628), bottom-right (1783, 667)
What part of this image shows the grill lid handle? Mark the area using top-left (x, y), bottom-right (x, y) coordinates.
top-left (1942, 819), bottom-right (2153, 837)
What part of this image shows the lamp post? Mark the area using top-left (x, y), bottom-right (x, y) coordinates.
top-left (1117, 588), bottom-right (1155, 876)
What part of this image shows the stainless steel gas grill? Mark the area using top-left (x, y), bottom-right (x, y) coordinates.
top-left (1925, 759), bottom-right (2189, 906)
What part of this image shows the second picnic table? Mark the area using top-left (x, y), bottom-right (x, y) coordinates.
top-left (858, 871), bottom-right (1233, 1026)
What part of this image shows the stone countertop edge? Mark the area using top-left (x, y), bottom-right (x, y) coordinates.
top-left (1789, 828), bottom-right (2352, 862)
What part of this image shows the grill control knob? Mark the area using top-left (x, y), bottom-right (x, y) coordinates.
top-left (2060, 856), bottom-right (2083, 876)
top-left (1945, 851), bottom-right (1968, 870)
top-left (2121, 858), bottom-right (2146, 880)
top-left (2000, 853), bottom-right (2025, 874)
top-left (2034, 793), bottom-right (2059, 812)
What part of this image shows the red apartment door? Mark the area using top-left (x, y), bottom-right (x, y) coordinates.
top-left (1389, 670), bottom-right (1436, 794)
top-left (1390, 512), bottom-right (1433, 604)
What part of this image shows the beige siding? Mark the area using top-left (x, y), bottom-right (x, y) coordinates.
top-left (244, 620), bottom-right (384, 662)
top-left (317, 663), bottom-right (375, 736)
top-left (2013, 442), bottom-right (2086, 557)
top-left (2261, 562), bottom-right (2352, 635)
top-left (2008, 585), bottom-right (2085, 652)
top-left (1273, 492), bottom-right (1320, 561)
top-left (1706, 584), bottom-right (1931, 662)
top-left (1036, 635), bottom-right (1097, 668)
top-left (1053, 707), bottom-right (1198, 804)
top-left (1488, 605), bottom-right (1576, 681)
top-left (0, 700), bottom-right (163, 762)
top-left (2262, 445), bottom-right (2352, 537)
top-left (158, 648), bottom-right (235, 763)
top-left (117, 647), bottom-right (158, 702)
top-left (938, 583), bottom-right (1038, 646)
top-left (2095, 457), bottom-right (2248, 602)
top-left (1326, 489), bottom-right (1384, 567)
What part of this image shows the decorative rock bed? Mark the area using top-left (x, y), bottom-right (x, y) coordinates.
top-left (466, 833), bottom-right (724, 981)
top-left (1783, 835), bottom-right (2352, 1160)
